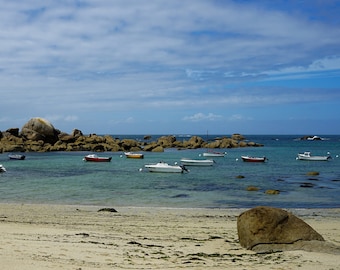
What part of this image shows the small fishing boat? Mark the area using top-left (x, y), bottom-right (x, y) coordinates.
top-left (180, 158), bottom-right (214, 166)
top-left (0, 164), bottom-right (6, 172)
top-left (8, 153), bottom-right (26, 160)
top-left (144, 162), bottom-right (188, 173)
top-left (83, 154), bottom-right (112, 162)
top-left (202, 151), bottom-right (226, 157)
top-left (241, 156), bottom-right (267, 162)
top-left (297, 152), bottom-right (331, 161)
top-left (124, 152), bottom-right (144, 159)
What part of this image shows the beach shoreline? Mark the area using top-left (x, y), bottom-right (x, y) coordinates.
top-left (0, 203), bottom-right (339, 269)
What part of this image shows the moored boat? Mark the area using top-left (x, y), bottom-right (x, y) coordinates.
top-left (297, 152), bottom-right (331, 161)
top-left (8, 153), bottom-right (26, 160)
top-left (144, 162), bottom-right (188, 173)
top-left (124, 152), bottom-right (144, 159)
top-left (306, 135), bottom-right (328, 141)
top-left (83, 154), bottom-right (112, 162)
top-left (241, 156), bottom-right (267, 162)
top-left (0, 164), bottom-right (6, 172)
top-left (202, 151), bottom-right (226, 157)
top-left (180, 158), bottom-right (214, 166)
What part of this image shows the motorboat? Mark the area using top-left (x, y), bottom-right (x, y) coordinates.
top-left (202, 151), bottom-right (226, 157)
top-left (297, 152), bottom-right (331, 161)
top-left (180, 158), bottom-right (214, 166)
top-left (295, 135), bottom-right (329, 141)
top-left (241, 156), bottom-right (267, 162)
top-left (124, 152), bottom-right (144, 159)
top-left (0, 164), bottom-right (6, 172)
top-left (306, 136), bottom-right (328, 141)
top-left (8, 153), bottom-right (26, 160)
top-left (83, 154), bottom-right (112, 162)
top-left (144, 162), bottom-right (188, 173)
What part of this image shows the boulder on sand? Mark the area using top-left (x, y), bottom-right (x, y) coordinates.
top-left (237, 206), bottom-right (325, 252)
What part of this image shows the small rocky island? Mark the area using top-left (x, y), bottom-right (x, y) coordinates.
top-left (0, 117), bottom-right (263, 153)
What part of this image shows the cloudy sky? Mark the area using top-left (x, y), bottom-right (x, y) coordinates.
top-left (1, 0), bottom-right (340, 135)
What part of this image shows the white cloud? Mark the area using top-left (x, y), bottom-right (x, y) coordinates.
top-left (228, 114), bottom-right (252, 121)
top-left (262, 56), bottom-right (340, 80)
top-left (64, 115), bottom-right (79, 122)
top-left (112, 117), bottom-right (135, 125)
top-left (182, 113), bottom-right (222, 122)
top-left (0, 1), bottom-right (339, 133)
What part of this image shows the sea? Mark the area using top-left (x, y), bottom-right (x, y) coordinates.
top-left (0, 135), bottom-right (339, 209)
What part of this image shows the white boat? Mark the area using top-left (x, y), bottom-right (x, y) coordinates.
top-left (202, 151), bottom-right (226, 157)
top-left (297, 152), bottom-right (331, 161)
top-left (0, 164), bottom-right (6, 172)
top-left (306, 136), bottom-right (328, 141)
top-left (180, 158), bottom-right (214, 166)
top-left (8, 153), bottom-right (26, 160)
top-left (124, 152), bottom-right (144, 159)
top-left (295, 135), bottom-right (329, 141)
top-left (144, 162), bottom-right (188, 173)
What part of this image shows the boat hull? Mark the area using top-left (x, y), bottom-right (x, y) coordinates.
top-left (8, 154), bottom-right (26, 160)
top-left (180, 159), bottom-right (214, 166)
top-left (145, 162), bottom-right (186, 173)
top-left (202, 152), bottom-right (225, 157)
top-left (297, 155), bottom-right (330, 161)
top-left (0, 165), bottom-right (6, 172)
top-left (241, 156), bottom-right (267, 162)
top-left (297, 152), bottom-right (330, 161)
top-left (124, 152), bottom-right (144, 159)
top-left (84, 154), bottom-right (112, 162)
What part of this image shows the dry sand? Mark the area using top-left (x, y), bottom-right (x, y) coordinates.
top-left (0, 203), bottom-right (339, 269)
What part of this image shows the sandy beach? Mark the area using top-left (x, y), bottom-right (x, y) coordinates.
top-left (0, 204), bottom-right (339, 269)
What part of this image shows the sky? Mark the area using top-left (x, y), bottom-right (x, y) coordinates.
top-left (1, 0), bottom-right (340, 135)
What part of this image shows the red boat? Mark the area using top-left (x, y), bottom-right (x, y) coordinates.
top-left (83, 154), bottom-right (112, 162)
top-left (241, 156), bottom-right (267, 162)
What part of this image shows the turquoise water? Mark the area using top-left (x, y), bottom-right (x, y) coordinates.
top-left (0, 135), bottom-right (339, 208)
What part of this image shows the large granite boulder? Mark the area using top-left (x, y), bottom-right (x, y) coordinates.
top-left (157, 135), bottom-right (177, 148)
top-left (231, 133), bottom-right (245, 141)
top-left (71, 128), bottom-right (83, 137)
top-left (20, 117), bottom-right (60, 144)
top-left (237, 206), bottom-right (324, 251)
top-left (182, 136), bottom-right (204, 148)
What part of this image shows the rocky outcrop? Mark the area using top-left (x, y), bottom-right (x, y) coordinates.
top-left (0, 119), bottom-right (264, 153)
top-left (237, 206), bottom-right (325, 252)
top-left (20, 117), bottom-right (60, 144)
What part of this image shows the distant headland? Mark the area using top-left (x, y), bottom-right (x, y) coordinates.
top-left (0, 117), bottom-right (264, 153)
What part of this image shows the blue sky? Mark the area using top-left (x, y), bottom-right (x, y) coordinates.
top-left (1, 0), bottom-right (340, 135)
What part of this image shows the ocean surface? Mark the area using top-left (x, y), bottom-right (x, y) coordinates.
top-left (0, 135), bottom-right (339, 209)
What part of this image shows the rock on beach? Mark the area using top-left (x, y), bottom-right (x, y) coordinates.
top-left (237, 206), bottom-right (325, 252)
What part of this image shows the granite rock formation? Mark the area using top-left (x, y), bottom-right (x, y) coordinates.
top-left (237, 206), bottom-right (328, 253)
top-left (0, 118), bottom-right (264, 153)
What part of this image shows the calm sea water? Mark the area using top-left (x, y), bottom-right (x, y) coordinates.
top-left (0, 135), bottom-right (339, 209)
